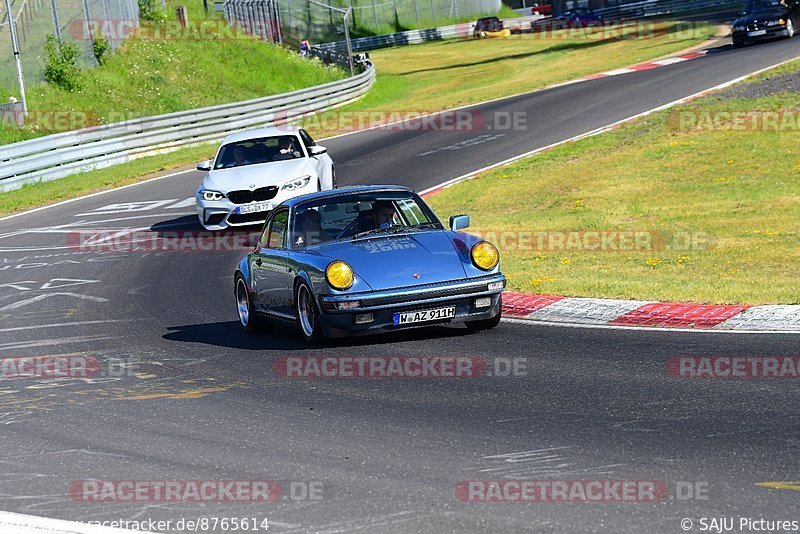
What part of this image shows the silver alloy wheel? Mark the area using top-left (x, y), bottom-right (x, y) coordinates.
top-left (788, 19), bottom-right (795, 37)
top-left (297, 284), bottom-right (315, 337)
top-left (236, 279), bottom-right (250, 327)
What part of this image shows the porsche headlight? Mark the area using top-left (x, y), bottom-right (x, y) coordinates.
top-left (200, 190), bottom-right (225, 201)
top-left (471, 241), bottom-right (499, 271)
top-left (281, 175), bottom-right (312, 191)
top-left (326, 261), bottom-right (354, 290)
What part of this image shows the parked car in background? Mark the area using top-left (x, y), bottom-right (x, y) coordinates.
top-left (556, 8), bottom-right (603, 23)
top-left (474, 16), bottom-right (505, 37)
top-left (732, 0), bottom-right (799, 47)
top-left (195, 126), bottom-right (335, 230)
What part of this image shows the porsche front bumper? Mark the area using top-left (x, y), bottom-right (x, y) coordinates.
top-left (316, 274), bottom-right (506, 337)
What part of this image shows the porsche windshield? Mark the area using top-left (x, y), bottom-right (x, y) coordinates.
top-left (742, 0), bottom-right (785, 14)
top-left (214, 136), bottom-right (303, 169)
top-left (291, 192), bottom-right (442, 248)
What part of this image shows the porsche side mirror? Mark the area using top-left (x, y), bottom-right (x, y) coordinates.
top-left (449, 214), bottom-right (470, 231)
top-left (309, 146), bottom-right (327, 156)
top-left (197, 159), bottom-right (212, 172)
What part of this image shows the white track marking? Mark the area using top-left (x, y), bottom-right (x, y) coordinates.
top-left (0, 320), bottom-right (142, 333)
top-left (0, 510), bottom-right (154, 534)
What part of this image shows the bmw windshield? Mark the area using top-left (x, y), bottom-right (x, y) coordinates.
top-left (742, 0), bottom-right (786, 14)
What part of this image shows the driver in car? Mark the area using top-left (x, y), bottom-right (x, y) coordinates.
top-left (274, 138), bottom-right (298, 161)
top-left (371, 201), bottom-right (396, 229)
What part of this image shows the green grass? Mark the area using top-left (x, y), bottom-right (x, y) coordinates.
top-left (0, 21), bottom-right (345, 144)
top-left (298, 20), bottom-right (717, 137)
top-left (426, 60), bottom-right (800, 305)
top-left (0, 19), bottom-right (717, 221)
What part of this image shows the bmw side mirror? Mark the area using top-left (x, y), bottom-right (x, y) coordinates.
top-left (309, 146), bottom-right (328, 156)
top-left (197, 159), bottom-right (212, 172)
top-left (449, 214), bottom-right (470, 231)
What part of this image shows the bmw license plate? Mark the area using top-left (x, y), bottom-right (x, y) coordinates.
top-left (748, 29), bottom-right (767, 36)
top-left (393, 306), bottom-right (456, 325)
top-left (238, 202), bottom-right (272, 214)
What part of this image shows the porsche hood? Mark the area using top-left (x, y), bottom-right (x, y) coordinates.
top-left (317, 231), bottom-right (469, 291)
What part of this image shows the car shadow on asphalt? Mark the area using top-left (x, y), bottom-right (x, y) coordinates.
top-left (162, 320), bottom-right (476, 351)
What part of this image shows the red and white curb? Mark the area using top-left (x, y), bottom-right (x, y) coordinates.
top-left (502, 292), bottom-right (800, 332)
top-left (0, 510), bottom-right (156, 534)
top-left (586, 51), bottom-right (708, 79)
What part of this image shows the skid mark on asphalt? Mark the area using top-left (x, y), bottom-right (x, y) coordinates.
top-left (472, 447), bottom-right (624, 478)
top-left (113, 381), bottom-right (245, 401)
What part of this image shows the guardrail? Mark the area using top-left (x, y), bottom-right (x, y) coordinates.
top-left (319, 0), bottom-right (738, 53)
top-left (594, 0), bottom-right (739, 19)
top-left (318, 15), bottom-right (544, 53)
top-left (0, 65), bottom-right (375, 193)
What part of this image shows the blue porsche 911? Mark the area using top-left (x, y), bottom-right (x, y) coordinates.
top-left (233, 185), bottom-right (505, 343)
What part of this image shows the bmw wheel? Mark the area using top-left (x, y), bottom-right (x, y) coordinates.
top-left (235, 275), bottom-right (261, 334)
top-left (296, 282), bottom-right (324, 344)
top-left (787, 19), bottom-right (795, 38)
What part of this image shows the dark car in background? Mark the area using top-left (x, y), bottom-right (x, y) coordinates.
top-left (556, 8), bottom-right (603, 23)
top-left (732, 0), bottom-right (799, 47)
top-left (473, 16), bottom-right (504, 37)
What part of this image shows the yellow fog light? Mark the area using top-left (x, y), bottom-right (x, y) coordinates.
top-left (471, 241), bottom-right (499, 270)
top-left (326, 261), bottom-right (354, 290)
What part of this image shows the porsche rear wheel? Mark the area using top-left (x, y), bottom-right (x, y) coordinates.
top-left (296, 282), bottom-right (324, 344)
top-left (236, 275), bottom-right (261, 334)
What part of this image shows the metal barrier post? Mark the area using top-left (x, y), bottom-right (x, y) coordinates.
top-left (343, 6), bottom-right (354, 76)
top-left (4, 0), bottom-right (27, 116)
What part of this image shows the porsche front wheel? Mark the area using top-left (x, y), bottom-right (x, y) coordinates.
top-left (296, 282), bottom-right (324, 344)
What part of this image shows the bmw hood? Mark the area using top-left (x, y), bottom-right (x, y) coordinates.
top-left (203, 159), bottom-right (313, 192)
top-left (319, 231), bottom-right (468, 291)
top-left (735, 10), bottom-right (785, 25)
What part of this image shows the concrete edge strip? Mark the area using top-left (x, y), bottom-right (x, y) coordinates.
top-left (501, 292), bottom-right (800, 332)
top-left (0, 510), bottom-right (156, 534)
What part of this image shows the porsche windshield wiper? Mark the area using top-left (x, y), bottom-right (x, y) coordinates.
top-left (352, 225), bottom-right (410, 239)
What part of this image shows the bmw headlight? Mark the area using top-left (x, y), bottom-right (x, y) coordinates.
top-left (734, 25), bottom-right (746, 31)
top-left (767, 19), bottom-right (785, 26)
top-left (326, 261), bottom-right (354, 290)
top-left (471, 241), bottom-right (499, 271)
top-left (281, 175), bottom-right (312, 191)
top-left (200, 190), bottom-right (225, 201)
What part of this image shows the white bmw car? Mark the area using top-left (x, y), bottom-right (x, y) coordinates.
top-left (195, 126), bottom-right (335, 230)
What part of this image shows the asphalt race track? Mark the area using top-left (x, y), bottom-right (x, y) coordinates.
top-left (1, 35), bottom-right (799, 533)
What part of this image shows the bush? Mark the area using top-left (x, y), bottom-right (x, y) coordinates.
top-left (138, 0), bottom-right (161, 21)
top-left (43, 35), bottom-right (82, 91)
top-left (93, 31), bottom-right (111, 65)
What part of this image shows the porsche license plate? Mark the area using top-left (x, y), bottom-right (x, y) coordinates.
top-left (748, 29), bottom-right (767, 36)
top-left (393, 306), bottom-right (456, 325)
top-left (238, 202), bottom-right (272, 214)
